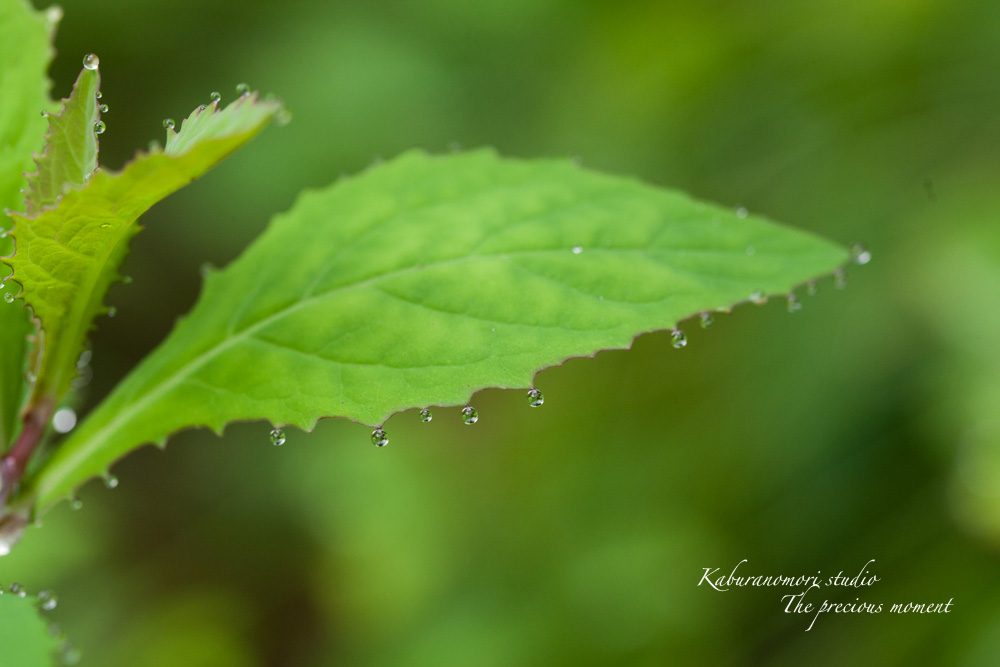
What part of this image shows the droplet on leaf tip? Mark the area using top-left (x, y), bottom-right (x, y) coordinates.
top-left (210, 91), bottom-right (221, 102)
top-left (269, 428), bottom-right (286, 446)
top-left (461, 406), bottom-right (478, 425)
top-left (163, 118), bottom-right (175, 130)
top-left (236, 82), bottom-right (250, 96)
top-left (700, 312), bottom-right (714, 328)
top-left (82, 53), bottom-right (99, 70)
top-left (527, 388), bottom-right (544, 407)
top-left (103, 475), bottom-right (118, 489)
top-left (850, 243), bottom-right (871, 265)
top-left (419, 408), bottom-right (432, 422)
top-left (371, 428), bottom-right (389, 447)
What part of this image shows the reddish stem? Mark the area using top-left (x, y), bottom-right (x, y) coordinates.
top-left (0, 401), bottom-right (51, 507)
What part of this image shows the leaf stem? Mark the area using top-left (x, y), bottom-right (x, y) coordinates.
top-left (1, 400), bottom-right (51, 508)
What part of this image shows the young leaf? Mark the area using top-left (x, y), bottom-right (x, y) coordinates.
top-left (0, 592), bottom-right (62, 667)
top-left (2, 93), bottom-right (283, 407)
top-left (23, 65), bottom-right (101, 214)
top-left (28, 149), bottom-right (848, 508)
top-left (0, 0), bottom-right (59, 450)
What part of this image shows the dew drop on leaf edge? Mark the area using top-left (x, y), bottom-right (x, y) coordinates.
top-left (38, 590), bottom-right (57, 611)
top-left (419, 408), bottom-right (432, 422)
top-left (236, 82), bottom-right (250, 96)
top-left (700, 312), bottom-right (713, 328)
top-left (100, 103), bottom-right (108, 113)
top-left (82, 53), bottom-right (99, 70)
top-left (3, 293), bottom-right (13, 304)
top-left (93, 120), bottom-right (105, 134)
top-left (210, 91), bottom-right (221, 102)
top-left (527, 388), bottom-right (544, 407)
top-left (787, 294), bottom-right (802, 313)
top-left (103, 475), bottom-right (118, 489)
top-left (8, 583), bottom-right (25, 597)
top-left (850, 243), bottom-right (872, 265)
top-left (671, 329), bottom-right (687, 349)
top-left (163, 118), bottom-right (175, 129)
top-left (462, 406), bottom-right (479, 425)
top-left (269, 428), bottom-right (286, 446)
top-left (371, 428), bottom-right (389, 447)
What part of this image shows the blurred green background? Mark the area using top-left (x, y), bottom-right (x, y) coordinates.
top-left (2, 0), bottom-right (999, 664)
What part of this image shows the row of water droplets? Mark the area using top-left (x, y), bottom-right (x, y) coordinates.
top-left (162, 83), bottom-right (250, 130)
top-left (267, 388), bottom-right (547, 449)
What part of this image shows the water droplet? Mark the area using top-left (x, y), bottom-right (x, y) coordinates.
top-left (95, 91), bottom-right (102, 99)
top-left (9, 583), bottom-right (25, 598)
top-left (3, 293), bottom-right (13, 304)
top-left (834, 268), bottom-right (848, 289)
top-left (236, 82), bottom-right (250, 96)
top-left (70, 498), bottom-right (83, 510)
top-left (106, 306), bottom-right (116, 318)
top-left (269, 428), bottom-right (286, 446)
top-left (45, 6), bottom-right (62, 23)
top-left (52, 408), bottom-right (77, 434)
top-left (198, 104), bottom-right (206, 112)
top-left (38, 590), bottom-right (57, 611)
top-left (699, 312), bottom-right (713, 328)
top-left (750, 290), bottom-right (767, 305)
top-left (572, 245), bottom-right (583, 254)
top-left (670, 329), bottom-right (687, 349)
top-left (419, 408), bottom-right (432, 422)
top-left (527, 388), bottom-right (544, 407)
top-left (461, 406), bottom-right (478, 425)
top-left (103, 475), bottom-right (118, 489)
top-left (82, 53), bottom-right (99, 70)
top-left (806, 280), bottom-right (817, 296)
top-left (99, 103), bottom-right (108, 113)
top-left (850, 243), bottom-right (871, 265)
top-left (163, 118), bottom-right (175, 130)
top-left (41, 110), bottom-right (48, 117)
top-left (210, 91), bottom-right (221, 102)
top-left (0, 228), bottom-right (7, 238)
top-left (786, 294), bottom-right (802, 313)
top-left (93, 120), bottom-right (105, 134)
top-left (736, 207), bottom-right (748, 219)
top-left (371, 428), bottom-right (389, 447)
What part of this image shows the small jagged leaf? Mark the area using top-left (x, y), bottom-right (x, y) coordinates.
top-left (29, 149), bottom-right (847, 508)
top-left (0, 592), bottom-right (62, 667)
top-left (2, 93), bottom-right (283, 407)
top-left (23, 65), bottom-right (101, 214)
top-left (0, 0), bottom-right (58, 450)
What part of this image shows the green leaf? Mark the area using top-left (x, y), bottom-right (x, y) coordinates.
top-left (2, 93), bottom-right (283, 406)
top-left (0, 591), bottom-right (62, 667)
top-left (24, 65), bottom-right (101, 214)
top-left (28, 149), bottom-right (847, 508)
top-left (0, 0), bottom-right (58, 211)
top-left (0, 0), bottom-right (58, 450)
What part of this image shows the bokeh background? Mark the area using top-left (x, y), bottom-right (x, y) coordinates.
top-left (2, 0), bottom-right (999, 664)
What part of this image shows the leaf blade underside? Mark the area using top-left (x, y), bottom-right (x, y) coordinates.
top-left (30, 149), bottom-right (848, 508)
